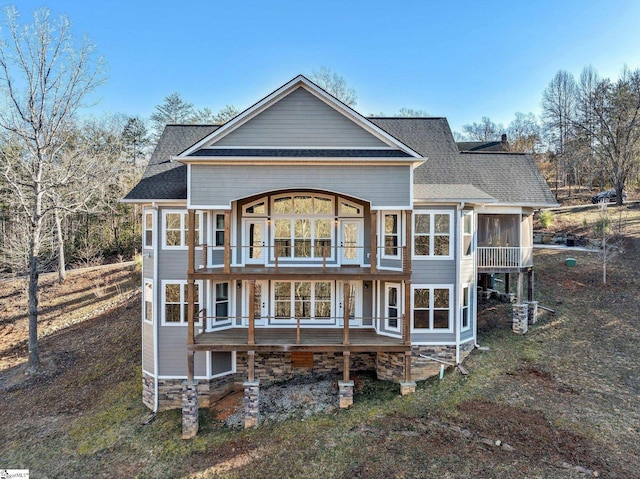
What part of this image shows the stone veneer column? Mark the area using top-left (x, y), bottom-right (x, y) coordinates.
top-left (243, 381), bottom-right (260, 428)
top-left (526, 301), bottom-right (538, 325)
top-left (338, 380), bottom-right (354, 408)
top-left (512, 303), bottom-right (529, 335)
top-left (181, 380), bottom-right (199, 439)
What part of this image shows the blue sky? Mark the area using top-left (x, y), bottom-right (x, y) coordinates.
top-left (5, 0), bottom-right (640, 134)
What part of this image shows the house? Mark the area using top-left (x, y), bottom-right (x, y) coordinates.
top-left (123, 75), bottom-right (557, 437)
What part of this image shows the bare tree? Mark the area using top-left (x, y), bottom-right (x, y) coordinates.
top-left (309, 67), bottom-right (357, 107)
top-left (577, 68), bottom-right (640, 205)
top-left (0, 7), bottom-right (106, 373)
top-left (462, 116), bottom-right (504, 141)
top-left (507, 112), bottom-right (541, 153)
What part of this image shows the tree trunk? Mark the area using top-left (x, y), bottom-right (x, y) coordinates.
top-left (54, 208), bottom-right (67, 283)
top-left (27, 217), bottom-right (42, 374)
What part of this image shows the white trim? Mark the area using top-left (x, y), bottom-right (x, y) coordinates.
top-left (142, 369), bottom-right (154, 376)
top-left (161, 210), bottom-right (203, 250)
top-left (380, 211), bottom-right (402, 260)
top-left (191, 145), bottom-right (401, 150)
top-left (157, 375), bottom-right (210, 380)
top-left (412, 210), bottom-right (454, 260)
top-left (121, 199), bottom-right (187, 204)
top-left (143, 209), bottom-right (155, 250)
top-left (461, 284), bottom-right (472, 333)
top-left (371, 205), bottom-right (413, 211)
top-left (209, 351), bottom-right (236, 378)
top-left (411, 284), bottom-right (454, 333)
top-left (462, 210), bottom-right (473, 258)
top-left (160, 280), bottom-right (203, 326)
top-left (177, 157), bottom-right (424, 167)
top-left (410, 341), bottom-right (457, 346)
top-left (476, 205), bottom-right (523, 214)
top-left (384, 283), bottom-right (401, 332)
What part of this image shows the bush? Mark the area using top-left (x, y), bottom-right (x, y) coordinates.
top-left (538, 210), bottom-right (553, 229)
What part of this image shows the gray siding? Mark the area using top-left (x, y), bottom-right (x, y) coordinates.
top-left (158, 327), bottom-right (207, 377)
top-left (411, 259), bottom-right (456, 284)
top-left (190, 165), bottom-right (411, 208)
top-left (460, 257), bottom-right (474, 283)
top-left (142, 321), bottom-right (154, 374)
top-left (214, 88), bottom-right (389, 148)
top-left (143, 257), bottom-right (154, 279)
top-left (412, 332), bottom-right (456, 344)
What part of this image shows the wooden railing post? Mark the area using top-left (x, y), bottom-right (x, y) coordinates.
top-left (248, 280), bottom-right (255, 346)
top-left (343, 281), bottom-right (350, 345)
top-left (224, 210), bottom-right (231, 273)
top-left (188, 209), bottom-right (196, 275)
top-left (403, 281), bottom-right (411, 346)
top-left (370, 211), bottom-right (377, 273)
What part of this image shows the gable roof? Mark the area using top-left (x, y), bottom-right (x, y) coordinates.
top-left (123, 125), bottom-right (219, 201)
top-left (178, 75), bottom-right (422, 160)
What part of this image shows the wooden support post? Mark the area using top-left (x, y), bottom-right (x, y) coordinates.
top-left (527, 269), bottom-right (534, 302)
top-left (505, 273), bottom-right (510, 294)
top-left (224, 210), bottom-right (231, 273)
top-left (187, 279), bottom-right (195, 345)
top-left (405, 210), bottom-right (412, 274)
top-left (248, 280), bottom-right (255, 345)
top-left (370, 211), bottom-right (377, 273)
top-left (517, 272), bottom-right (524, 304)
top-left (248, 350), bottom-right (255, 382)
top-left (187, 352), bottom-right (195, 381)
top-left (188, 209), bottom-right (196, 274)
top-left (404, 350), bottom-right (412, 383)
top-left (403, 281), bottom-right (411, 345)
top-left (343, 351), bottom-right (350, 382)
top-left (343, 282), bottom-right (350, 345)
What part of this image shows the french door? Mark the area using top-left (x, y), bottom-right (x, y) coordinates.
top-left (243, 220), bottom-right (266, 264)
top-left (340, 220), bottom-right (362, 265)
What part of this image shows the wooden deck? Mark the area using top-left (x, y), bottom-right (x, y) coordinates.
top-left (191, 265), bottom-right (409, 281)
top-left (189, 327), bottom-right (409, 353)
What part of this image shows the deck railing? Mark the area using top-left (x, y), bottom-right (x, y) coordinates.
top-left (477, 246), bottom-right (533, 269)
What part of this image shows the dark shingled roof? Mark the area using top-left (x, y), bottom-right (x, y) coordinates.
top-left (370, 118), bottom-right (557, 206)
top-left (124, 125), bottom-right (219, 201)
top-left (125, 117), bottom-right (557, 207)
top-left (190, 148), bottom-right (411, 157)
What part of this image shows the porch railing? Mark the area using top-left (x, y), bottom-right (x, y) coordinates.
top-left (477, 246), bottom-right (533, 269)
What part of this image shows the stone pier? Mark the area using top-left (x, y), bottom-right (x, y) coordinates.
top-left (243, 381), bottom-right (260, 428)
top-left (526, 301), bottom-right (538, 325)
top-left (181, 380), bottom-right (199, 439)
top-left (400, 381), bottom-right (417, 396)
top-left (512, 303), bottom-right (529, 335)
top-left (338, 380), bottom-right (354, 408)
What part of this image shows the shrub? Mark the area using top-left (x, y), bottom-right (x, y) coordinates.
top-left (538, 210), bottom-right (553, 229)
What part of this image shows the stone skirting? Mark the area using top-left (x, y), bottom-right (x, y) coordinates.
top-left (376, 352), bottom-right (404, 381)
top-left (235, 351), bottom-right (376, 385)
top-left (338, 380), bottom-right (354, 408)
top-left (526, 301), bottom-right (538, 325)
top-left (410, 345), bottom-right (457, 381)
top-left (243, 381), bottom-right (260, 428)
top-left (145, 375), bottom-right (235, 411)
top-left (182, 380), bottom-right (199, 439)
top-left (459, 340), bottom-right (476, 362)
top-left (512, 303), bottom-right (529, 335)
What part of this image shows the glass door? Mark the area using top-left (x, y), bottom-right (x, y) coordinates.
top-left (340, 220), bottom-right (361, 265)
top-left (244, 220), bottom-right (266, 264)
top-left (338, 281), bottom-right (361, 326)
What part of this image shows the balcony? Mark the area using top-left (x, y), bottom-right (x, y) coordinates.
top-left (477, 246), bottom-right (533, 271)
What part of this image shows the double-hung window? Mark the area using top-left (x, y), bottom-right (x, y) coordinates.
top-left (143, 211), bottom-right (154, 249)
top-left (162, 210), bottom-right (202, 249)
top-left (162, 280), bottom-right (201, 325)
top-left (414, 212), bottom-right (453, 258)
top-left (461, 285), bottom-right (471, 331)
top-left (412, 285), bottom-right (453, 332)
top-left (144, 280), bottom-right (153, 323)
top-left (383, 213), bottom-right (400, 258)
top-left (462, 211), bottom-right (473, 257)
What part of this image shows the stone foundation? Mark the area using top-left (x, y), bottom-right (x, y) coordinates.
top-left (526, 301), bottom-right (538, 325)
top-left (512, 303), bottom-right (529, 335)
top-left (182, 380), bottom-right (199, 439)
top-left (410, 345), bottom-right (457, 381)
top-left (151, 375), bottom-right (235, 411)
top-left (243, 381), bottom-right (260, 428)
top-left (376, 352), bottom-right (405, 381)
top-left (338, 380), bottom-right (354, 408)
top-left (235, 351), bottom-right (376, 385)
top-left (459, 340), bottom-right (476, 362)
top-left (142, 372), bottom-right (155, 410)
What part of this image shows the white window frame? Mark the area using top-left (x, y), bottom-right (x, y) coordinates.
top-left (144, 279), bottom-right (153, 324)
top-left (381, 211), bottom-right (401, 259)
top-left (143, 210), bottom-right (155, 249)
top-left (212, 282), bottom-right (231, 326)
top-left (213, 213), bottom-right (225, 249)
top-left (242, 197), bottom-right (268, 216)
top-left (413, 211), bottom-right (454, 260)
top-left (384, 283), bottom-right (401, 332)
top-left (271, 280), bottom-right (335, 324)
top-left (338, 199), bottom-right (364, 217)
top-left (462, 211), bottom-right (473, 257)
top-left (461, 284), bottom-right (471, 332)
top-left (161, 210), bottom-right (203, 250)
top-left (161, 280), bottom-right (203, 326)
top-left (209, 351), bottom-right (236, 378)
top-left (411, 284), bottom-right (454, 333)
top-left (270, 194), bottom-right (335, 262)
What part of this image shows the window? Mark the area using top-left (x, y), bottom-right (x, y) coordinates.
top-left (412, 285), bottom-right (452, 331)
top-left (273, 281), bottom-right (333, 321)
top-left (414, 212), bottom-right (452, 258)
top-left (144, 280), bottom-right (153, 323)
top-left (383, 213), bottom-right (400, 257)
top-left (214, 214), bottom-right (225, 247)
top-left (385, 284), bottom-right (400, 331)
top-left (162, 281), bottom-right (201, 325)
top-left (244, 198), bottom-right (267, 216)
top-left (339, 200), bottom-right (362, 217)
top-left (461, 286), bottom-right (471, 331)
top-left (143, 211), bottom-right (154, 249)
top-left (162, 210), bottom-right (202, 249)
top-left (214, 283), bottom-right (229, 324)
top-left (462, 212), bottom-right (473, 257)
top-left (271, 194), bottom-right (335, 260)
